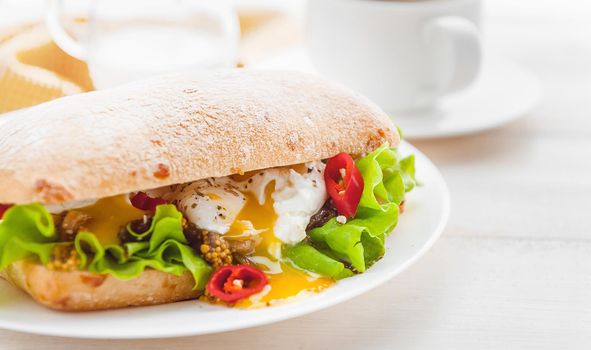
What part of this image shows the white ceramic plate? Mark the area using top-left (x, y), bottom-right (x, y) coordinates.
top-left (0, 141), bottom-right (449, 339)
top-left (252, 47), bottom-right (541, 139)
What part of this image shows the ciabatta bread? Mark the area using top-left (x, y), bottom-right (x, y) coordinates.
top-left (2, 260), bottom-right (198, 311)
top-left (0, 70), bottom-right (398, 205)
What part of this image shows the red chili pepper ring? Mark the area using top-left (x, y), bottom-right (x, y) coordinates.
top-left (207, 265), bottom-right (268, 303)
top-left (130, 192), bottom-right (167, 212)
top-left (0, 203), bottom-right (13, 220)
top-left (324, 152), bottom-right (364, 218)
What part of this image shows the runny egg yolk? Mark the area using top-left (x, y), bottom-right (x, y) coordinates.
top-left (76, 195), bottom-right (146, 245)
top-left (73, 173), bottom-right (333, 306)
top-left (227, 182), bottom-right (334, 307)
top-left (227, 184), bottom-right (278, 256)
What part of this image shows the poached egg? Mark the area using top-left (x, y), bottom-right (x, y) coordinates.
top-left (163, 161), bottom-right (327, 245)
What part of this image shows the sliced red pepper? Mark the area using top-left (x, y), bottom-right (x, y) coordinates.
top-left (129, 192), bottom-right (167, 212)
top-left (324, 153), bottom-right (364, 218)
top-left (0, 204), bottom-right (13, 220)
top-left (206, 265), bottom-right (268, 303)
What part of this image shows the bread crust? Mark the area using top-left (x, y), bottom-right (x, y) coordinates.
top-left (0, 70), bottom-right (398, 204)
top-left (1, 260), bottom-right (199, 311)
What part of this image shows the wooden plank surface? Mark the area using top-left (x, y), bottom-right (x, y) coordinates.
top-left (0, 0), bottom-right (590, 348)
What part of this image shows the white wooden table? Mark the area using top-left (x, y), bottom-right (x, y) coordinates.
top-left (1, 0), bottom-right (590, 348)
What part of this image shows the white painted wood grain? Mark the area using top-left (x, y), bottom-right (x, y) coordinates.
top-left (0, 0), bottom-right (590, 348)
top-left (414, 129), bottom-right (591, 239)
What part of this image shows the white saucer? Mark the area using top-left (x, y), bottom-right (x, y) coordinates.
top-left (252, 47), bottom-right (542, 139)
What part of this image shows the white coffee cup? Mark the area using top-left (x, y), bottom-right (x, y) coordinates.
top-left (306, 0), bottom-right (482, 113)
top-left (46, 0), bottom-right (240, 89)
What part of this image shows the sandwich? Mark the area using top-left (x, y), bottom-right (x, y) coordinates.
top-left (0, 70), bottom-right (416, 311)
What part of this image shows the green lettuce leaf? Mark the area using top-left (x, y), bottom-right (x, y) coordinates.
top-left (285, 243), bottom-right (353, 280)
top-left (293, 143), bottom-right (417, 274)
top-left (0, 204), bottom-right (59, 270)
top-left (0, 204), bottom-right (211, 290)
top-left (307, 202), bottom-right (398, 272)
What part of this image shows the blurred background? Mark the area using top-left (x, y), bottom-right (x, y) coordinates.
top-left (0, 0), bottom-right (308, 111)
top-left (0, 0), bottom-right (587, 119)
top-left (0, 0), bottom-right (587, 139)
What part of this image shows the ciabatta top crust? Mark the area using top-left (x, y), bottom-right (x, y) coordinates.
top-left (0, 70), bottom-right (398, 204)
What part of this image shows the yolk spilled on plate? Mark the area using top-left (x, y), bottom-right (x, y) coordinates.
top-left (226, 184), bottom-right (333, 307)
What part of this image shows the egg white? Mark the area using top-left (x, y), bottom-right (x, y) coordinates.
top-left (162, 161), bottom-right (327, 244)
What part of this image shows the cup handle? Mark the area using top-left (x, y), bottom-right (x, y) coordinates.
top-left (423, 16), bottom-right (481, 94)
top-left (45, 0), bottom-right (88, 60)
